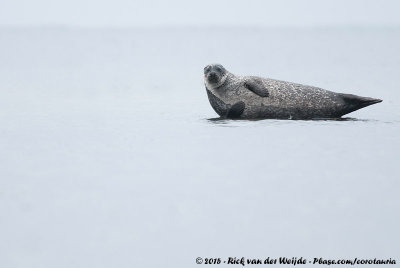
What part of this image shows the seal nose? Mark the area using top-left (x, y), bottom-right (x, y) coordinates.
top-left (208, 72), bottom-right (219, 83)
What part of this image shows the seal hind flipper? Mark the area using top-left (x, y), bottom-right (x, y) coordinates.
top-left (227, 101), bottom-right (245, 118)
top-left (339, 93), bottom-right (382, 114)
top-left (244, 78), bottom-right (269, 97)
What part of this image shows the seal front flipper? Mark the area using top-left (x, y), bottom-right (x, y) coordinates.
top-left (206, 88), bottom-right (230, 117)
top-left (227, 101), bottom-right (245, 118)
top-left (206, 88), bottom-right (245, 118)
top-left (244, 78), bottom-right (269, 97)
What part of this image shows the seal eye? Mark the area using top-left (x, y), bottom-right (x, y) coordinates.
top-left (204, 66), bottom-right (211, 74)
top-left (215, 66), bottom-right (222, 72)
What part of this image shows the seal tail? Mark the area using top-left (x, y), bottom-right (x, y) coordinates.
top-left (339, 93), bottom-right (382, 113)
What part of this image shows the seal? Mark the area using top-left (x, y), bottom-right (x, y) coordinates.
top-left (204, 64), bottom-right (382, 119)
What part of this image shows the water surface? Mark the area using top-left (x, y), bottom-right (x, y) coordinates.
top-left (0, 27), bottom-right (399, 267)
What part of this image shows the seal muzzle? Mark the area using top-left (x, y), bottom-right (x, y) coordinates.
top-left (208, 72), bottom-right (219, 83)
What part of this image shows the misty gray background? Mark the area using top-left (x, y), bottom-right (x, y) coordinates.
top-left (1, 1), bottom-right (399, 268)
top-left (1, 0), bottom-right (400, 27)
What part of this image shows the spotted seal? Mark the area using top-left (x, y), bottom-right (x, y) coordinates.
top-left (204, 64), bottom-right (382, 119)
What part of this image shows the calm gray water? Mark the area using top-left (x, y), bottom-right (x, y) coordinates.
top-left (0, 27), bottom-right (399, 267)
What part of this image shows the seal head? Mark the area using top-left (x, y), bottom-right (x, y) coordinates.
top-left (204, 64), bottom-right (228, 89)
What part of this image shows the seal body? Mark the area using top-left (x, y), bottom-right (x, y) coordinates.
top-left (204, 64), bottom-right (382, 120)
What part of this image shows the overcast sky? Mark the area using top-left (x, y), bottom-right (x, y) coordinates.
top-left (1, 0), bottom-right (399, 27)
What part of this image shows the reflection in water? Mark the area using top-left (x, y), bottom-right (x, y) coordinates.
top-left (206, 116), bottom-right (373, 123)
